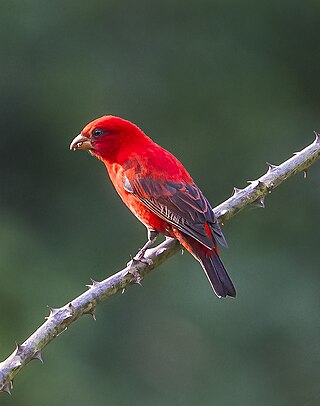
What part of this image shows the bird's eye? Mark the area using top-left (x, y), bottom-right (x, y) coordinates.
top-left (92, 128), bottom-right (105, 138)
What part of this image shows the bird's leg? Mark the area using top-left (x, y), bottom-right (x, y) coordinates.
top-left (127, 229), bottom-right (159, 284)
top-left (127, 229), bottom-right (159, 273)
top-left (134, 229), bottom-right (159, 261)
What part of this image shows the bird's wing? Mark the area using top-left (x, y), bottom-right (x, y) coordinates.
top-left (124, 175), bottom-right (227, 249)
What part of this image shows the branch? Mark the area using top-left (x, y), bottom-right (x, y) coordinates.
top-left (1, 134), bottom-right (319, 394)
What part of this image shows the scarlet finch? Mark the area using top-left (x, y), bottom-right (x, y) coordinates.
top-left (70, 116), bottom-right (236, 298)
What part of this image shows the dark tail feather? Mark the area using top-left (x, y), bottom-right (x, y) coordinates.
top-left (199, 251), bottom-right (236, 298)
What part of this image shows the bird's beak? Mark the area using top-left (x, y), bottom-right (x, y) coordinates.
top-left (70, 134), bottom-right (92, 151)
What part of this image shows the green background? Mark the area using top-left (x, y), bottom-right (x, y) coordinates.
top-left (1, 1), bottom-right (319, 405)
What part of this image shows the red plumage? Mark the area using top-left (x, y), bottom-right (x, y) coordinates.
top-left (70, 115), bottom-right (236, 298)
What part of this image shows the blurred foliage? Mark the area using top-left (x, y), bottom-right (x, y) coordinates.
top-left (0, 1), bottom-right (319, 405)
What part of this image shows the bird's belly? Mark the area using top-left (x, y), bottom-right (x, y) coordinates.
top-left (124, 193), bottom-right (170, 234)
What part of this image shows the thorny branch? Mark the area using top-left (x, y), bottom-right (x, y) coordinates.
top-left (0, 134), bottom-right (319, 394)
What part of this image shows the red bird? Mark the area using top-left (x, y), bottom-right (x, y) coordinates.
top-left (70, 116), bottom-right (236, 298)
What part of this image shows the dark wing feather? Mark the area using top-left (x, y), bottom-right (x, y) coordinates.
top-left (124, 176), bottom-right (227, 249)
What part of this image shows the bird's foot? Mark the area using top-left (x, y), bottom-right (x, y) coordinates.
top-left (126, 254), bottom-right (153, 285)
top-left (126, 253), bottom-right (153, 268)
top-left (136, 255), bottom-right (153, 265)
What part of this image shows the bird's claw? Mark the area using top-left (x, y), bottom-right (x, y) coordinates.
top-left (127, 256), bottom-right (153, 267)
top-left (126, 255), bottom-right (153, 285)
top-left (136, 256), bottom-right (153, 265)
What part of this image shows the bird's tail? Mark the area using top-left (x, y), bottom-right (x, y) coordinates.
top-left (174, 231), bottom-right (236, 298)
top-left (198, 250), bottom-right (236, 298)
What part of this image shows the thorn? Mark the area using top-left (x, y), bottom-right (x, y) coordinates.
top-left (87, 306), bottom-right (96, 321)
top-left (14, 342), bottom-right (24, 356)
top-left (258, 196), bottom-right (265, 208)
top-left (121, 287), bottom-right (126, 294)
top-left (232, 187), bottom-right (242, 196)
top-left (257, 181), bottom-right (266, 189)
top-left (303, 169), bottom-right (308, 179)
top-left (266, 162), bottom-right (278, 172)
top-left (313, 130), bottom-right (320, 143)
top-left (45, 306), bottom-right (60, 319)
top-left (1, 381), bottom-right (13, 395)
top-left (252, 195), bottom-right (265, 208)
top-left (32, 351), bottom-right (43, 363)
top-left (57, 327), bottom-right (68, 337)
top-left (181, 249), bottom-right (184, 255)
top-left (66, 303), bottom-right (75, 317)
top-left (86, 278), bottom-right (101, 289)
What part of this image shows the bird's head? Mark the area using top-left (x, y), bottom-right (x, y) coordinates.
top-left (70, 115), bottom-right (147, 163)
